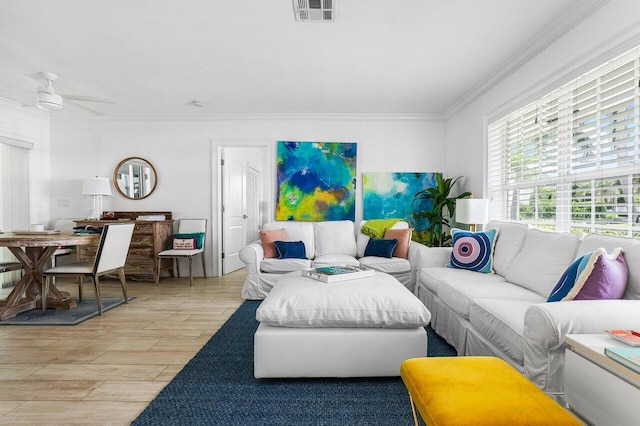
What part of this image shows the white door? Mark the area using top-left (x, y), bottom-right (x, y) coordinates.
top-left (222, 149), bottom-right (247, 274)
top-left (246, 165), bottom-right (262, 244)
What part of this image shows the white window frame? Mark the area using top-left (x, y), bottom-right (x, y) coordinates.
top-left (488, 45), bottom-right (640, 236)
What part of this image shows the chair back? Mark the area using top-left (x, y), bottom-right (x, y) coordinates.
top-left (54, 219), bottom-right (76, 232)
top-left (177, 219), bottom-right (207, 249)
top-left (94, 223), bottom-right (135, 274)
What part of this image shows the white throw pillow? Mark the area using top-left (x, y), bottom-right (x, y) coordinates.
top-left (485, 220), bottom-right (530, 277)
top-left (314, 220), bottom-right (357, 257)
top-left (264, 221), bottom-right (315, 259)
top-left (504, 228), bottom-right (581, 297)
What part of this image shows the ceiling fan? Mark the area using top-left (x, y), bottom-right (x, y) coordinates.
top-left (0, 71), bottom-right (115, 115)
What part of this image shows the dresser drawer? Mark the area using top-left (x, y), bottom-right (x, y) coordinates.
top-left (130, 234), bottom-right (153, 247)
top-left (134, 223), bottom-right (154, 233)
top-left (126, 247), bottom-right (154, 259)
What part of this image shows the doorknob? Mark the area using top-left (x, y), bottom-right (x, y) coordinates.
top-left (243, 215), bottom-right (248, 219)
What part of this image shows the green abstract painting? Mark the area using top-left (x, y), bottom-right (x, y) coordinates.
top-left (362, 172), bottom-right (440, 231)
top-left (276, 141), bottom-right (357, 221)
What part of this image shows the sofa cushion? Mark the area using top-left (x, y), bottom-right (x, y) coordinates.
top-left (449, 228), bottom-right (498, 274)
top-left (314, 220), bottom-right (357, 257)
top-left (577, 233), bottom-right (640, 300)
top-left (313, 254), bottom-right (360, 267)
top-left (359, 256), bottom-right (411, 274)
top-left (260, 258), bottom-right (312, 273)
top-left (260, 229), bottom-right (287, 258)
top-left (357, 220), bottom-right (409, 257)
top-left (485, 220), bottom-right (530, 277)
top-left (548, 248), bottom-right (628, 302)
top-left (469, 298), bottom-right (543, 365)
top-left (504, 228), bottom-right (581, 297)
top-left (418, 267), bottom-right (501, 294)
top-left (384, 228), bottom-right (413, 259)
top-left (264, 222), bottom-right (315, 259)
top-left (437, 278), bottom-right (543, 320)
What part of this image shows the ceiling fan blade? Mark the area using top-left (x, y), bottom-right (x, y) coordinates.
top-left (16, 74), bottom-right (44, 90)
top-left (0, 86), bottom-right (28, 92)
top-left (59, 93), bottom-right (115, 104)
top-left (66, 99), bottom-right (106, 116)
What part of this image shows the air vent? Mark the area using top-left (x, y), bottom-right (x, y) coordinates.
top-left (293, 0), bottom-right (334, 22)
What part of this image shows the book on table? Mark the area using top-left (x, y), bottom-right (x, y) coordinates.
top-left (302, 265), bottom-right (374, 282)
top-left (605, 330), bottom-right (640, 347)
top-left (604, 346), bottom-right (640, 374)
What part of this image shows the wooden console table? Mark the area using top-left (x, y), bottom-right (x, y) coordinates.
top-left (75, 211), bottom-right (173, 281)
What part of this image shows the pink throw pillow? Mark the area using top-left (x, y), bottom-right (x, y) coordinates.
top-left (383, 228), bottom-right (413, 259)
top-left (260, 229), bottom-right (288, 258)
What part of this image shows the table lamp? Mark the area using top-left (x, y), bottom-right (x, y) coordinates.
top-left (456, 198), bottom-right (489, 232)
top-left (82, 177), bottom-right (112, 220)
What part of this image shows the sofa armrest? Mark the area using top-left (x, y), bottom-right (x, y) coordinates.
top-left (240, 241), bottom-right (263, 272)
top-left (239, 241), bottom-right (265, 299)
top-left (411, 244), bottom-right (452, 269)
top-left (524, 299), bottom-right (640, 394)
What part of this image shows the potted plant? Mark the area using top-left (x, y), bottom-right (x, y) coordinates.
top-left (411, 175), bottom-right (471, 247)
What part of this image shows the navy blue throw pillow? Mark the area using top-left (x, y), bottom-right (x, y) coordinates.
top-left (273, 240), bottom-right (307, 259)
top-left (364, 238), bottom-right (399, 258)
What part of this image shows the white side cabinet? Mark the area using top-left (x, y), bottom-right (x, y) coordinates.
top-left (565, 334), bottom-right (640, 426)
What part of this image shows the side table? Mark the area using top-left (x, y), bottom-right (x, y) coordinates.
top-left (564, 334), bottom-right (640, 425)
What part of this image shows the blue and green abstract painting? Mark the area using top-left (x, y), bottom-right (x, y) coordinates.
top-left (362, 172), bottom-right (440, 231)
top-left (276, 141), bottom-right (357, 221)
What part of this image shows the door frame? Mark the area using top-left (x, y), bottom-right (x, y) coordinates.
top-left (213, 139), bottom-right (272, 277)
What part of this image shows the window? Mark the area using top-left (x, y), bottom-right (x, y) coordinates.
top-left (488, 45), bottom-right (640, 236)
top-left (0, 137), bottom-right (31, 287)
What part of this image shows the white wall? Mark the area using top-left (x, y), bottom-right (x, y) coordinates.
top-left (446, 0), bottom-right (640, 200)
top-left (50, 115), bottom-right (446, 276)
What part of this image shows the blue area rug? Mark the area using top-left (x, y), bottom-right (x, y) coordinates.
top-left (133, 300), bottom-right (456, 426)
top-left (0, 297), bottom-right (129, 325)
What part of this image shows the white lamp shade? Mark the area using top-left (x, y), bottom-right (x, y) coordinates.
top-left (456, 198), bottom-right (489, 225)
top-left (82, 177), bottom-right (112, 196)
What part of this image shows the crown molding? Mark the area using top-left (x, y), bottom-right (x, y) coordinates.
top-left (51, 112), bottom-right (446, 122)
top-left (445, 0), bottom-right (609, 119)
top-left (486, 20), bottom-right (640, 124)
top-left (0, 97), bottom-right (49, 119)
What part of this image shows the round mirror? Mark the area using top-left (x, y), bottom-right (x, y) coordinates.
top-left (113, 157), bottom-right (158, 200)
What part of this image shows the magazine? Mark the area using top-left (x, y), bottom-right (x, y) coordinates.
top-left (605, 330), bottom-right (640, 347)
top-left (302, 265), bottom-right (374, 283)
top-left (604, 346), bottom-right (640, 374)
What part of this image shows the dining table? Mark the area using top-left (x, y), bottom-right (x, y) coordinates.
top-left (0, 231), bottom-right (100, 321)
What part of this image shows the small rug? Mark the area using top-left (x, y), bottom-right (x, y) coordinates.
top-left (133, 300), bottom-right (456, 426)
top-left (0, 297), bottom-right (130, 325)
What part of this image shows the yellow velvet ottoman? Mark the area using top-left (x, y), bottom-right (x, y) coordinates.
top-left (400, 357), bottom-right (582, 426)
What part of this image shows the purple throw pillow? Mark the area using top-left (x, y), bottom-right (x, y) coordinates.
top-left (547, 247), bottom-right (628, 302)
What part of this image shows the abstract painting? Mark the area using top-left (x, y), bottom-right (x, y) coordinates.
top-left (362, 172), bottom-right (440, 230)
top-left (276, 141), bottom-right (357, 221)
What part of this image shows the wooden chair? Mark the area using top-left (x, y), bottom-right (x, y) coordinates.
top-left (155, 219), bottom-right (206, 287)
top-left (42, 223), bottom-right (135, 315)
top-left (0, 262), bottom-right (22, 274)
top-left (50, 219), bottom-right (78, 268)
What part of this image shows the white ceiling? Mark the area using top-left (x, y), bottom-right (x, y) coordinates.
top-left (0, 0), bottom-right (600, 117)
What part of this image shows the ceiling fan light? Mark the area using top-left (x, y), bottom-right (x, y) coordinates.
top-left (37, 91), bottom-right (63, 111)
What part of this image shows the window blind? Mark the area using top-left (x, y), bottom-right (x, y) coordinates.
top-left (488, 45), bottom-right (640, 236)
top-left (0, 139), bottom-right (31, 287)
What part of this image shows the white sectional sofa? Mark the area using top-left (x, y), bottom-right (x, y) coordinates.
top-left (414, 220), bottom-right (640, 398)
top-left (240, 220), bottom-right (418, 299)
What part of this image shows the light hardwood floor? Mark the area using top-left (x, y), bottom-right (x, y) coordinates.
top-left (0, 269), bottom-right (247, 425)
